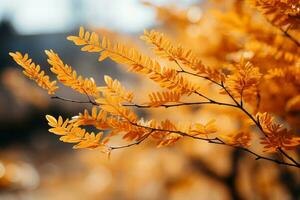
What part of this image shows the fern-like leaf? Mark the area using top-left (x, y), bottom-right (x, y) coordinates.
top-left (68, 27), bottom-right (198, 95)
top-left (250, 0), bottom-right (300, 29)
top-left (96, 95), bottom-right (138, 123)
top-left (152, 119), bottom-right (182, 147)
top-left (148, 91), bottom-right (181, 107)
top-left (257, 112), bottom-right (300, 152)
top-left (45, 50), bottom-right (99, 97)
top-left (141, 29), bottom-right (225, 82)
top-left (98, 75), bottom-right (134, 103)
top-left (9, 52), bottom-right (58, 94)
top-left (223, 59), bottom-right (262, 105)
top-left (46, 115), bottom-right (105, 149)
top-left (70, 106), bottom-right (110, 130)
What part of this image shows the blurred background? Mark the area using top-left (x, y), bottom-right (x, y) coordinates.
top-left (1, 0), bottom-right (300, 200)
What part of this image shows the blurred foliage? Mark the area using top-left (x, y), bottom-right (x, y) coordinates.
top-left (2, 0), bottom-right (300, 199)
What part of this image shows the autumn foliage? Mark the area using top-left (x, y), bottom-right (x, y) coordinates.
top-left (9, 0), bottom-right (300, 169)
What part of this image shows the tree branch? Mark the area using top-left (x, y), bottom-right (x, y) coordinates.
top-left (51, 68), bottom-right (300, 168)
top-left (129, 122), bottom-right (300, 168)
top-left (280, 27), bottom-right (300, 47)
top-left (109, 130), bottom-right (153, 150)
top-left (51, 96), bottom-right (97, 105)
top-left (51, 95), bottom-right (238, 109)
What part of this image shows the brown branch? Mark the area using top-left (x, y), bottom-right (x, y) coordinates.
top-left (177, 70), bottom-right (222, 86)
top-left (281, 27), bottom-right (300, 47)
top-left (184, 72), bottom-right (300, 167)
top-left (109, 130), bottom-right (153, 150)
top-left (50, 96), bottom-right (99, 105)
top-left (83, 89), bottom-right (98, 105)
top-left (194, 91), bottom-right (216, 102)
top-left (51, 93), bottom-right (300, 167)
top-left (129, 122), bottom-right (300, 168)
top-left (174, 59), bottom-right (184, 71)
top-left (51, 96), bottom-right (96, 105)
top-left (51, 72), bottom-right (300, 168)
top-left (278, 148), bottom-right (300, 167)
top-left (51, 95), bottom-right (238, 109)
top-left (221, 84), bottom-right (300, 166)
top-left (117, 32), bottom-right (300, 167)
top-left (126, 100), bottom-right (238, 109)
top-left (155, 46), bottom-right (225, 103)
top-left (174, 72), bottom-right (300, 167)
top-left (237, 102), bottom-right (300, 166)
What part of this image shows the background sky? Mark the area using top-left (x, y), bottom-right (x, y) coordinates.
top-left (0, 0), bottom-right (198, 34)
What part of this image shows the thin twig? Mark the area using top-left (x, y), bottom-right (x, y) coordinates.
top-left (50, 96), bottom-right (99, 105)
top-left (51, 96), bottom-right (95, 105)
top-left (278, 148), bottom-right (300, 167)
top-left (177, 70), bottom-right (222, 86)
top-left (174, 59), bottom-right (184, 71)
top-left (209, 138), bottom-right (300, 168)
top-left (83, 90), bottom-right (98, 105)
top-left (110, 130), bottom-right (153, 150)
top-left (281, 27), bottom-right (300, 47)
top-left (52, 95), bottom-right (238, 109)
top-left (194, 91), bottom-right (215, 102)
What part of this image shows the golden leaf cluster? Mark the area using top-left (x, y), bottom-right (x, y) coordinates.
top-left (45, 50), bottom-right (99, 97)
top-left (9, 0), bottom-right (300, 168)
top-left (141, 0), bottom-right (300, 167)
top-left (213, 0), bottom-right (300, 127)
top-left (11, 25), bottom-right (300, 157)
top-left (250, 0), bottom-right (300, 29)
top-left (9, 52), bottom-right (58, 94)
top-left (70, 107), bottom-right (110, 130)
top-left (46, 115), bottom-right (106, 149)
top-left (257, 112), bottom-right (300, 152)
top-left (224, 59), bottom-right (262, 105)
top-left (9, 50), bottom-right (100, 97)
top-left (150, 119), bottom-right (182, 147)
top-left (141, 30), bottom-right (225, 82)
top-left (216, 4), bottom-right (300, 66)
top-left (68, 27), bottom-right (198, 95)
top-left (98, 75), bottom-right (134, 103)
